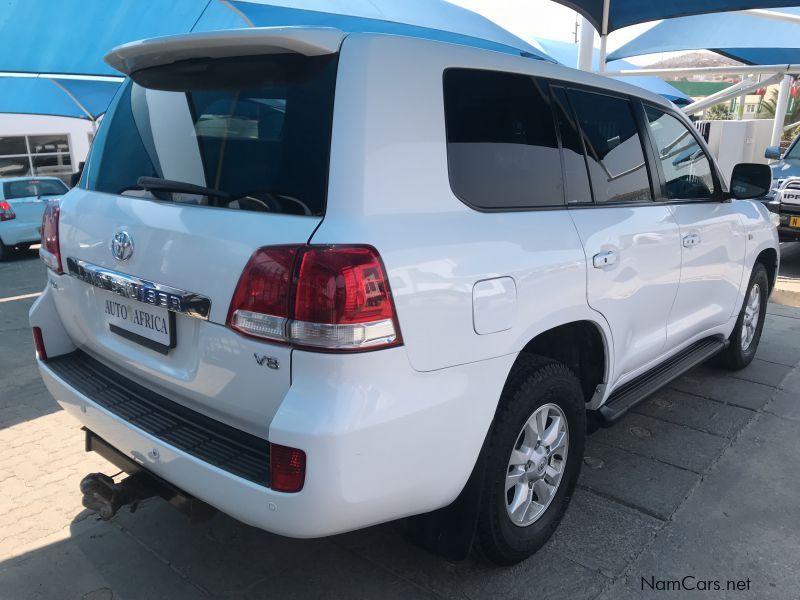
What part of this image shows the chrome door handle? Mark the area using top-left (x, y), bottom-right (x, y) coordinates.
top-left (682, 233), bottom-right (701, 248)
top-left (592, 250), bottom-right (618, 268)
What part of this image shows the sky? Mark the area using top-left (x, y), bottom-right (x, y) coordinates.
top-left (444, 0), bottom-right (677, 66)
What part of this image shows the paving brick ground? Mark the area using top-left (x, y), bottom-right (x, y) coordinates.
top-left (1, 247), bottom-right (799, 599)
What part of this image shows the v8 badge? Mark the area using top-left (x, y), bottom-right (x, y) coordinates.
top-left (254, 354), bottom-right (280, 370)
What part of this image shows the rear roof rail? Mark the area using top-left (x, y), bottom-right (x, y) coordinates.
top-left (105, 26), bottom-right (345, 75)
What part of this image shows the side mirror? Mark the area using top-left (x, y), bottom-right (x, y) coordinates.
top-left (729, 163), bottom-right (772, 199)
top-left (764, 146), bottom-right (782, 160)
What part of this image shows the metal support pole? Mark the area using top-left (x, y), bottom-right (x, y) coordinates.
top-left (598, 0), bottom-right (610, 73)
top-left (737, 75), bottom-right (748, 120)
top-left (605, 64), bottom-right (800, 78)
top-left (598, 36), bottom-right (608, 73)
top-left (771, 74), bottom-right (793, 147)
top-left (577, 16), bottom-right (594, 71)
top-left (47, 77), bottom-right (97, 132)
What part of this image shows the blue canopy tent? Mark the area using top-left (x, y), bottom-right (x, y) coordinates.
top-left (0, 77), bottom-right (121, 121)
top-left (0, 0), bottom-right (554, 120)
top-left (550, 0), bottom-right (800, 73)
top-left (535, 38), bottom-right (692, 105)
top-left (192, 0), bottom-right (552, 60)
top-left (608, 8), bottom-right (800, 65)
top-left (552, 0), bottom-right (800, 33)
top-left (0, 0), bottom-right (550, 77)
top-left (605, 8), bottom-right (800, 146)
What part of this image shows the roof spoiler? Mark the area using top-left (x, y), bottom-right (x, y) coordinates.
top-left (105, 27), bottom-right (345, 75)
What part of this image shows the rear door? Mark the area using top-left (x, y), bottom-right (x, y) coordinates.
top-left (53, 40), bottom-right (340, 436)
top-left (555, 87), bottom-right (682, 382)
top-left (642, 105), bottom-right (745, 346)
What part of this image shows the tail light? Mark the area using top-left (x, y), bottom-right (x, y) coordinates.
top-left (32, 327), bottom-right (47, 360)
top-left (39, 202), bottom-right (62, 274)
top-left (227, 245), bottom-right (401, 351)
top-left (0, 200), bottom-right (15, 222)
top-left (270, 443), bottom-right (306, 492)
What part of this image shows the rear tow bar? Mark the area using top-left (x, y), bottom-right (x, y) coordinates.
top-left (79, 428), bottom-right (216, 523)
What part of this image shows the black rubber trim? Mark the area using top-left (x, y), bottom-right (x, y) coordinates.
top-left (48, 350), bottom-right (270, 487)
top-left (599, 336), bottom-right (727, 424)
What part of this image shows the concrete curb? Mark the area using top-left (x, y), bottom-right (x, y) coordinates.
top-left (773, 277), bottom-right (800, 308)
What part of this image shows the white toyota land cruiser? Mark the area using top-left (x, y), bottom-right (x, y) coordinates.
top-left (30, 27), bottom-right (778, 565)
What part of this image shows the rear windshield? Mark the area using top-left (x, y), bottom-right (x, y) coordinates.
top-left (4, 178), bottom-right (68, 199)
top-left (83, 54), bottom-right (338, 217)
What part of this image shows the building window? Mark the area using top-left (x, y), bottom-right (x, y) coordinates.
top-left (0, 134), bottom-right (72, 184)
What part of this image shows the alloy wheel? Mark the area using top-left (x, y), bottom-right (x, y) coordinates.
top-left (741, 283), bottom-right (761, 352)
top-left (505, 403), bottom-right (569, 527)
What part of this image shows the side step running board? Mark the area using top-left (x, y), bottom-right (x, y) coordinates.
top-left (599, 336), bottom-right (727, 425)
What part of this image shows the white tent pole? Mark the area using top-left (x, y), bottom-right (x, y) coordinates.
top-left (605, 64), bottom-right (800, 77)
top-left (577, 16), bottom-right (594, 70)
top-left (742, 9), bottom-right (800, 25)
top-left (598, 0), bottom-right (610, 73)
top-left (737, 74), bottom-right (748, 120)
top-left (0, 72), bottom-right (122, 82)
top-left (770, 74), bottom-right (793, 147)
top-left (682, 73), bottom-right (783, 115)
top-left (47, 77), bottom-right (97, 132)
top-left (218, 0), bottom-right (254, 26)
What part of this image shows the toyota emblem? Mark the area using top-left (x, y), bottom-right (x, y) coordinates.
top-left (111, 230), bottom-right (134, 261)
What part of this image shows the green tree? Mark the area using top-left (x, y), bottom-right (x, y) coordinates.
top-left (705, 104), bottom-right (733, 120)
top-left (758, 86), bottom-right (800, 125)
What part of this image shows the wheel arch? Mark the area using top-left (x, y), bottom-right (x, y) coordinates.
top-left (755, 247), bottom-right (778, 293)
top-left (507, 320), bottom-right (609, 405)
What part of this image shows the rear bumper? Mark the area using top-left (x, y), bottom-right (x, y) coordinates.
top-left (776, 205), bottom-right (800, 241)
top-left (777, 226), bottom-right (800, 242)
top-left (32, 288), bottom-right (514, 537)
top-left (0, 220), bottom-right (40, 245)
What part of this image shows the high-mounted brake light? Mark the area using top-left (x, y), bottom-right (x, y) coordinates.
top-left (227, 245), bottom-right (401, 351)
top-left (39, 202), bottom-right (62, 274)
top-left (0, 200), bottom-right (15, 222)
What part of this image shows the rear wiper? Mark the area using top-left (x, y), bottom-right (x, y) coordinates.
top-left (137, 176), bottom-right (231, 200)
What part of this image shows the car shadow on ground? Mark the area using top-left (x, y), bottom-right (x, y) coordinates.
top-left (0, 501), bottom-right (602, 600)
top-left (2, 245), bottom-right (40, 263)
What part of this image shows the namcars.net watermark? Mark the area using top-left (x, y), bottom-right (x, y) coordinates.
top-left (642, 576), bottom-right (752, 592)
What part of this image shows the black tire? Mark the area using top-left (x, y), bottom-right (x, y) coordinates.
top-left (477, 355), bottom-right (585, 565)
top-left (714, 262), bottom-right (769, 370)
top-left (0, 238), bottom-right (9, 262)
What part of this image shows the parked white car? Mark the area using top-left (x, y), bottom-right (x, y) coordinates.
top-left (29, 27), bottom-right (778, 565)
top-left (0, 176), bottom-right (67, 260)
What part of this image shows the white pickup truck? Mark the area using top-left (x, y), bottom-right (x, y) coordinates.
top-left (30, 27), bottom-right (778, 565)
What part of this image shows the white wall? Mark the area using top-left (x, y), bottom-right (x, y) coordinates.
top-left (703, 119), bottom-right (774, 180)
top-left (0, 113), bottom-right (95, 174)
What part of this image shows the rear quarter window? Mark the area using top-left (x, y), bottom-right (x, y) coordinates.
top-left (443, 68), bottom-right (563, 210)
top-left (84, 54), bottom-right (338, 217)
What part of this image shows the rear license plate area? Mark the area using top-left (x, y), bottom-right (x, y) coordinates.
top-left (98, 289), bottom-right (176, 354)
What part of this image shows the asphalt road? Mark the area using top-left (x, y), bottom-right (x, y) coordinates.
top-left (1, 247), bottom-right (799, 599)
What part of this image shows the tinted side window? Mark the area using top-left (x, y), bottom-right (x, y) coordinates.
top-left (568, 90), bottom-right (652, 203)
top-left (552, 87), bottom-right (592, 203)
top-left (645, 106), bottom-right (715, 200)
top-left (444, 69), bottom-right (562, 209)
